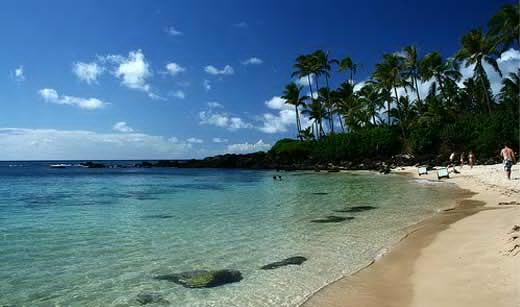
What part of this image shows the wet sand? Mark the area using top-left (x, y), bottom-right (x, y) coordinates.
top-left (302, 164), bottom-right (520, 307)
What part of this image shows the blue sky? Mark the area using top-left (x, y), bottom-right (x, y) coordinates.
top-left (0, 0), bottom-right (516, 160)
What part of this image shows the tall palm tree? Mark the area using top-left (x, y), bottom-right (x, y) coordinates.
top-left (292, 55), bottom-right (315, 99)
top-left (336, 56), bottom-right (357, 84)
top-left (488, 3), bottom-right (520, 52)
top-left (456, 28), bottom-right (502, 113)
top-left (402, 45), bottom-right (423, 107)
top-left (313, 50), bottom-right (335, 132)
top-left (373, 53), bottom-right (405, 125)
top-left (282, 82), bottom-right (308, 140)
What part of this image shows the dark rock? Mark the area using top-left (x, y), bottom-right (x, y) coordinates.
top-left (334, 206), bottom-right (377, 213)
top-left (311, 192), bottom-right (329, 195)
top-left (154, 270), bottom-right (243, 288)
top-left (142, 214), bottom-right (174, 219)
top-left (80, 161), bottom-right (106, 168)
top-left (311, 216), bottom-right (354, 223)
top-left (498, 201), bottom-right (520, 206)
top-left (136, 292), bottom-right (169, 305)
top-left (261, 256), bottom-right (307, 270)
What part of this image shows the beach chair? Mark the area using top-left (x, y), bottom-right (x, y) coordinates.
top-left (418, 167), bottom-right (428, 176)
top-left (437, 168), bottom-right (449, 180)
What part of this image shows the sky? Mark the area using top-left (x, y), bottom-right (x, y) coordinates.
top-left (0, 0), bottom-right (517, 160)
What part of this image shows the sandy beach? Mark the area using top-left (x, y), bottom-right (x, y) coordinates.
top-left (302, 164), bottom-right (520, 307)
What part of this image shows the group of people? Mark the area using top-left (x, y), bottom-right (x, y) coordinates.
top-left (449, 151), bottom-right (476, 169)
top-left (448, 144), bottom-right (517, 180)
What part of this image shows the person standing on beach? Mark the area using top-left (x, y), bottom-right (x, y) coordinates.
top-left (448, 152), bottom-right (456, 172)
top-left (500, 144), bottom-right (516, 180)
top-left (468, 151), bottom-right (475, 168)
top-left (460, 152), bottom-right (465, 168)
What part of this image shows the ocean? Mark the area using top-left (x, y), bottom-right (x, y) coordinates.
top-left (0, 161), bottom-right (462, 307)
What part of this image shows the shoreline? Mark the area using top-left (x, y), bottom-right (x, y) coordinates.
top-left (301, 164), bottom-right (520, 307)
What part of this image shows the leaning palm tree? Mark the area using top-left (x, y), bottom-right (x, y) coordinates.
top-left (488, 3), bottom-right (520, 52)
top-left (282, 82), bottom-right (308, 140)
top-left (373, 53), bottom-right (405, 125)
top-left (402, 45), bottom-right (423, 106)
top-left (456, 28), bottom-right (502, 113)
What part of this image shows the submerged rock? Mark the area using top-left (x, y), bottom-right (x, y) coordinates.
top-left (142, 214), bottom-right (174, 219)
top-left (136, 292), bottom-right (169, 305)
top-left (154, 270), bottom-right (242, 288)
top-left (333, 206), bottom-right (377, 213)
top-left (260, 256), bottom-right (307, 270)
top-left (498, 201), bottom-right (520, 206)
top-left (311, 216), bottom-right (354, 223)
top-left (311, 192), bottom-right (329, 195)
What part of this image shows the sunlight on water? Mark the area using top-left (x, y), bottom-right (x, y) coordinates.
top-left (0, 163), bottom-right (462, 306)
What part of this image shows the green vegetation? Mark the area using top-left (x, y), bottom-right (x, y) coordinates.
top-left (273, 4), bottom-right (519, 163)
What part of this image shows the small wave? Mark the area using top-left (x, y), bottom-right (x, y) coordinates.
top-left (413, 179), bottom-right (447, 185)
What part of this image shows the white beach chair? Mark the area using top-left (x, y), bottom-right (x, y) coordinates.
top-left (418, 167), bottom-right (428, 176)
top-left (437, 168), bottom-right (449, 180)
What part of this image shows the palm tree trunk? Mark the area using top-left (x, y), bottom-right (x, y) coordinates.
top-left (338, 114), bottom-right (345, 132)
top-left (295, 106), bottom-right (302, 140)
top-left (413, 75), bottom-right (422, 104)
top-left (307, 75), bottom-right (314, 99)
top-left (325, 75), bottom-right (334, 133)
top-left (476, 64), bottom-right (492, 113)
top-left (393, 86), bottom-right (407, 139)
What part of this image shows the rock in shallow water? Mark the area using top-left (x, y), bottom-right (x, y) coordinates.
top-left (154, 270), bottom-right (242, 288)
top-left (261, 256), bottom-right (308, 270)
top-left (333, 206), bottom-right (377, 213)
top-left (136, 292), bottom-right (169, 305)
top-left (311, 216), bottom-right (354, 223)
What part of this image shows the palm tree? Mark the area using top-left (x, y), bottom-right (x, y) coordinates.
top-left (456, 28), bottom-right (502, 113)
top-left (302, 99), bottom-right (328, 138)
top-left (373, 53), bottom-right (405, 125)
top-left (419, 52), bottom-right (462, 104)
top-left (499, 69), bottom-right (520, 116)
top-left (292, 55), bottom-right (315, 99)
top-left (488, 3), bottom-right (520, 52)
top-left (313, 50), bottom-right (335, 132)
top-left (402, 45), bottom-right (423, 107)
top-left (357, 83), bottom-right (384, 125)
top-left (336, 56), bottom-right (357, 84)
top-left (282, 82), bottom-right (308, 140)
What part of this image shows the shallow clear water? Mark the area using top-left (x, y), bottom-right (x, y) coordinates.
top-left (0, 162), bottom-right (461, 307)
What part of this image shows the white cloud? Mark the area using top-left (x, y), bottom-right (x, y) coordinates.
top-left (114, 50), bottom-right (151, 91)
top-left (212, 137), bottom-right (228, 143)
top-left (0, 128), bottom-right (195, 160)
top-left (13, 66), bottom-right (25, 82)
top-left (204, 65), bottom-right (234, 76)
top-left (203, 79), bottom-right (212, 91)
top-left (227, 140), bottom-right (271, 153)
top-left (113, 121), bottom-right (134, 133)
top-left (165, 26), bottom-right (183, 36)
top-left (187, 137), bottom-right (203, 144)
top-left (73, 62), bottom-right (103, 84)
top-left (199, 110), bottom-right (252, 131)
top-left (169, 90), bottom-right (185, 99)
top-left (265, 96), bottom-right (291, 111)
top-left (256, 96), bottom-right (311, 134)
top-left (207, 101), bottom-right (223, 108)
top-left (165, 62), bottom-right (186, 76)
top-left (38, 88), bottom-right (106, 110)
top-left (295, 75), bottom-right (313, 88)
top-left (241, 57), bottom-right (263, 65)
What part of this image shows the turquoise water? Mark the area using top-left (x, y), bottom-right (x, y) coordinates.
top-left (0, 163), bottom-right (461, 307)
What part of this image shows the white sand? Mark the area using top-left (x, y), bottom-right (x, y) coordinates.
top-left (302, 164), bottom-right (520, 307)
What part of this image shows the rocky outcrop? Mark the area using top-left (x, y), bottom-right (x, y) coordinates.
top-left (154, 269), bottom-right (243, 288)
top-left (80, 161), bottom-right (107, 168)
top-left (260, 256), bottom-right (307, 270)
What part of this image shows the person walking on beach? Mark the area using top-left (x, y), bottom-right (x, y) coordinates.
top-left (500, 144), bottom-right (516, 180)
top-left (460, 152), bottom-right (465, 168)
top-left (448, 152), bottom-right (456, 172)
top-left (468, 151), bottom-right (475, 168)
